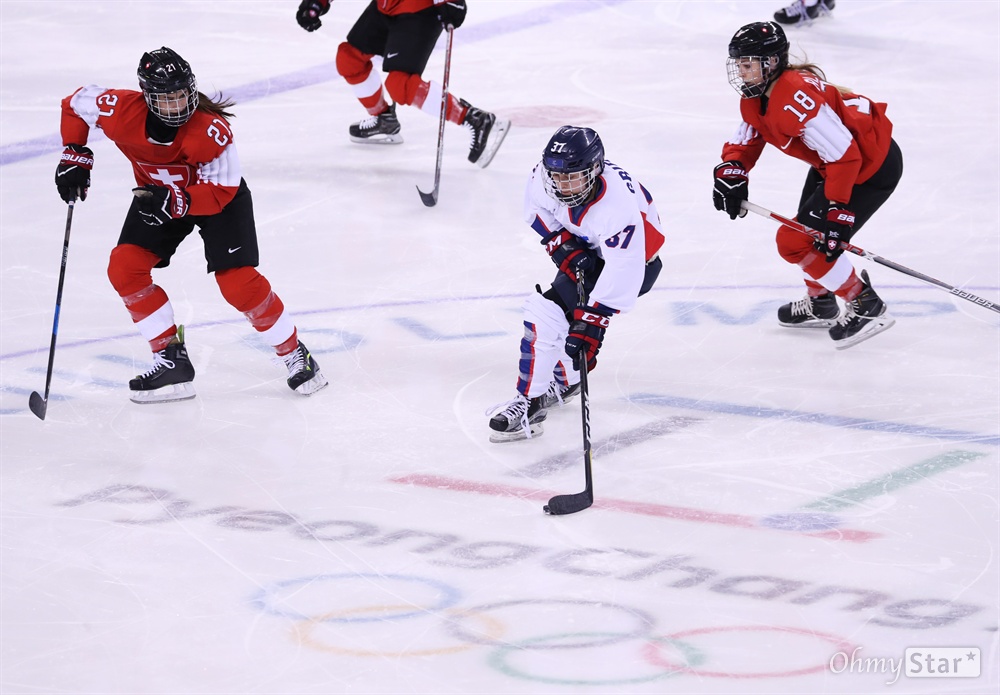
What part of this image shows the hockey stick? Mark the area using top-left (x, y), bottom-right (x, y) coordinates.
top-left (544, 272), bottom-right (594, 516)
top-left (742, 200), bottom-right (1000, 315)
top-left (29, 200), bottom-right (76, 420)
top-left (417, 25), bottom-right (454, 207)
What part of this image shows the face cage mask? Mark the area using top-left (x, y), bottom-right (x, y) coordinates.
top-left (542, 162), bottom-right (601, 208)
top-left (143, 84), bottom-right (199, 127)
top-left (726, 56), bottom-right (778, 98)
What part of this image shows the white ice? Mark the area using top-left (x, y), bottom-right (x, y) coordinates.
top-left (1, 1), bottom-right (998, 693)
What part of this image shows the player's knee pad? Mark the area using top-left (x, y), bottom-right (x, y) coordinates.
top-left (215, 266), bottom-right (271, 313)
top-left (336, 42), bottom-right (373, 83)
top-left (107, 244), bottom-right (160, 296)
top-left (384, 71), bottom-right (424, 106)
top-left (776, 224), bottom-right (815, 265)
top-left (522, 292), bottom-right (569, 348)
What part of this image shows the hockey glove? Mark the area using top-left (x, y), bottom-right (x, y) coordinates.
top-left (814, 202), bottom-right (855, 262)
top-left (565, 305), bottom-right (612, 372)
top-left (541, 230), bottom-right (595, 281)
top-left (132, 185), bottom-right (190, 226)
top-left (55, 144), bottom-right (94, 203)
top-left (296, 0), bottom-right (330, 32)
top-left (713, 160), bottom-right (748, 220)
top-left (436, 0), bottom-right (467, 28)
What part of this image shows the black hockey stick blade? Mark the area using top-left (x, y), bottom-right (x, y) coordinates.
top-left (28, 391), bottom-right (47, 420)
top-left (416, 184), bottom-right (438, 207)
top-left (544, 490), bottom-right (593, 516)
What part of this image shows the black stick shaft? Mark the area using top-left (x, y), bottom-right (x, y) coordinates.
top-left (417, 25), bottom-right (454, 207)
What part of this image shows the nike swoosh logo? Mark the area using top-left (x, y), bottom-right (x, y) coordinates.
top-left (780, 137), bottom-right (794, 150)
top-left (386, 52), bottom-right (399, 59)
top-left (228, 247), bottom-right (242, 253)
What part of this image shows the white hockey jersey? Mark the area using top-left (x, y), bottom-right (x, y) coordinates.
top-left (524, 160), bottom-right (665, 313)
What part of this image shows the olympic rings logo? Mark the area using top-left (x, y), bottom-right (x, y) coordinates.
top-left (249, 573), bottom-right (855, 686)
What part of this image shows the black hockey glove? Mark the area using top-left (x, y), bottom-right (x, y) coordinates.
top-left (713, 160), bottom-right (748, 220)
top-left (541, 230), bottom-right (595, 281)
top-left (436, 0), bottom-right (467, 28)
top-left (296, 0), bottom-right (330, 32)
top-left (132, 185), bottom-right (190, 226)
top-left (565, 305), bottom-right (613, 372)
top-left (814, 202), bottom-right (855, 262)
top-left (55, 144), bottom-right (94, 203)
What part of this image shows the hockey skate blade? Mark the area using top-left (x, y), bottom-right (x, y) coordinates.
top-left (130, 382), bottom-right (196, 404)
top-left (778, 318), bottom-right (838, 329)
top-left (28, 391), bottom-right (47, 420)
top-left (544, 490), bottom-right (593, 515)
top-left (489, 422), bottom-right (543, 444)
top-left (833, 316), bottom-right (896, 350)
top-left (475, 118), bottom-right (511, 169)
top-left (292, 370), bottom-right (329, 396)
top-left (349, 133), bottom-right (404, 145)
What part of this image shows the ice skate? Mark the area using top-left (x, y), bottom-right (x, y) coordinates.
top-left (829, 271), bottom-right (895, 349)
top-left (774, 0), bottom-right (835, 26)
top-left (349, 103), bottom-right (403, 145)
top-left (461, 99), bottom-right (510, 168)
top-left (487, 393), bottom-right (547, 443)
top-left (281, 340), bottom-right (328, 395)
top-left (540, 381), bottom-right (581, 409)
top-left (129, 326), bottom-right (196, 404)
top-left (777, 292), bottom-right (839, 327)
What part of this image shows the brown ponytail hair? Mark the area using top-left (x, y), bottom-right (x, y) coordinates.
top-left (196, 92), bottom-right (236, 120)
top-left (787, 56), bottom-right (853, 95)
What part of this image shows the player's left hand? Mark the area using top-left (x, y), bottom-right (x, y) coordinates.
top-left (296, 0), bottom-right (330, 32)
top-left (713, 160), bottom-right (748, 220)
top-left (565, 305), bottom-right (612, 372)
top-left (132, 185), bottom-right (190, 226)
top-left (814, 202), bottom-right (855, 262)
top-left (436, 0), bottom-right (467, 28)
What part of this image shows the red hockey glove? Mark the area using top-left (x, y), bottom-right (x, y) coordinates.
top-left (713, 160), bottom-right (748, 220)
top-left (541, 230), bottom-right (595, 281)
top-left (565, 305), bottom-right (612, 372)
top-left (55, 144), bottom-right (94, 203)
top-left (296, 0), bottom-right (330, 32)
top-left (132, 185), bottom-right (190, 226)
top-left (814, 202), bottom-right (855, 262)
top-left (436, 0), bottom-right (467, 29)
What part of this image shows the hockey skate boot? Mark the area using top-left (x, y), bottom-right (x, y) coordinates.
top-left (487, 393), bottom-right (547, 443)
top-left (829, 271), bottom-right (895, 349)
top-left (460, 99), bottom-right (510, 168)
top-left (541, 381), bottom-right (581, 409)
top-left (349, 103), bottom-right (403, 145)
top-left (129, 326), bottom-right (196, 404)
top-left (281, 340), bottom-right (329, 395)
top-left (777, 292), bottom-right (839, 327)
top-left (774, 0), bottom-right (835, 26)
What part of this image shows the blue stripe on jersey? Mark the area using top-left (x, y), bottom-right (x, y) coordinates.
top-left (639, 182), bottom-right (653, 204)
top-left (530, 215), bottom-right (551, 238)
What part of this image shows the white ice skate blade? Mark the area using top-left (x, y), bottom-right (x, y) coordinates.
top-left (349, 133), bottom-right (403, 145)
top-left (130, 382), bottom-right (196, 404)
top-left (779, 317), bottom-right (838, 328)
top-left (292, 369), bottom-right (329, 396)
top-left (489, 422), bottom-right (543, 444)
top-left (833, 316), bottom-right (896, 350)
top-left (475, 118), bottom-right (510, 169)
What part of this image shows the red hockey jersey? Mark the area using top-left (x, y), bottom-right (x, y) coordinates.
top-left (721, 70), bottom-right (893, 205)
top-left (60, 86), bottom-right (242, 216)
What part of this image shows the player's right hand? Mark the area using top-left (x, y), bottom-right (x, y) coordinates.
top-left (436, 0), bottom-right (467, 29)
top-left (713, 160), bottom-right (748, 220)
top-left (55, 144), bottom-right (94, 203)
top-left (541, 230), bottom-right (595, 280)
top-left (296, 0), bottom-right (330, 32)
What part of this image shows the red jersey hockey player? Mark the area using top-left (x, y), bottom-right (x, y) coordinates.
top-left (713, 21), bottom-right (903, 349)
top-left (55, 47), bottom-right (328, 403)
top-left (488, 126), bottom-right (665, 442)
top-left (295, 0), bottom-right (509, 167)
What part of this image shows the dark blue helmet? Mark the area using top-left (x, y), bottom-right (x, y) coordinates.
top-left (541, 126), bottom-right (605, 207)
top-left (138, 47), bottom-right (199, 126)
top-left (726, 22), bottom-right (789, 98)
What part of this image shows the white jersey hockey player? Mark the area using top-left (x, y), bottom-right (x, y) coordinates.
top-left (488, 126), bottom-right (665, 442)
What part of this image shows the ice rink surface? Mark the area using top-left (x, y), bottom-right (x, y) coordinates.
top-left (1, 1), bottom-right (998, 693)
